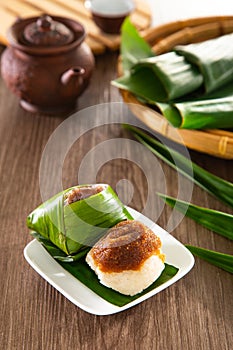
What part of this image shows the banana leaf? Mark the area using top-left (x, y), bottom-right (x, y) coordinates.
top-left (114, 52), bottom-right (203, 102)
top-left (155, 102), bottom-right (182, 127)
top-left (186, 245), bottom-right (233, 274)
top-left (32, 231), bottom-right (179, 307)
top-left (175, 33), bottom-right (233, 93)
top-left (175, 95), bottom-right (233, 129)
top-left (123, 125), bottom-right (233, 208)
top-left (27, 184), bottom-right (133, 255)
top-left (115, 70), bottom-right (233, 130)
top-left (120, 17), bottom-right (154, 73)
top-left (158, 193), bottom-right (233, 240)
top-left (31, 231), bottom-right (90, 262)
top-left (155, 81), bottom-right (233, 129)
top-left (113, 66), bottom-right (174, 103)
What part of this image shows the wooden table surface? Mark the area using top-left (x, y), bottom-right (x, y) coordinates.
top-left (0, 2), bottom-right (233, 349)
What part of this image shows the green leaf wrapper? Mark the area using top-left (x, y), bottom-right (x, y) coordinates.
top-left (174, 85), bottom-right (233, 129)
top-left (113, 54), bottom-right (203, 103)
top-left (156, 83), bottom-right (233, 129)
top-left (27, 184), bottom-right (133, 255)
top-left (175, 33), bottom-right (233, 93)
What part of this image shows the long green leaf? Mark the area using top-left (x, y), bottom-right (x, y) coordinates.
top-left (186, 245), bottom-right (233, 274)
top-left (123, 125), bottom-right (233, 208)
top-left (32, 232), bottom-right (179, 306)
top-left (120, 17), bottom-right (154, 73)
top-left (158, 193), bottom-right (233, 240)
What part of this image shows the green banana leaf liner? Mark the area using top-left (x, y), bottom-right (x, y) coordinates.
top-left (27, 184), bottom-right (133, 256)
top-left (32, 231), bottom-right (179, 306)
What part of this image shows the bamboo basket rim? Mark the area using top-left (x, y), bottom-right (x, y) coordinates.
top-left (119, 16), bottom-right (233, 159)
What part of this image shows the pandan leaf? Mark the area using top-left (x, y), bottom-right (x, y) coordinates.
top-left (186, 245), bottom-right (233, 274)
top-left (158, 193), bottom-right (233, 240)
top-left (124, 125), bottom-right (233, 208)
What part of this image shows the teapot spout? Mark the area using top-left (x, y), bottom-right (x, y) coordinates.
top-left (61, 66), bottom-right (85, 86)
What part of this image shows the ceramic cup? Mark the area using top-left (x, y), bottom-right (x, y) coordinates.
top-left (85, 0), bottom-right (135, 34)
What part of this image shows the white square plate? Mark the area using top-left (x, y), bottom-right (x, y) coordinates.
top-left (24, 207), bottom-right (194, 315)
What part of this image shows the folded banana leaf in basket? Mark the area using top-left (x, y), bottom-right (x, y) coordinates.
top-left (157, 82), bottom-right (233, 129)
top-left (27, 184), bottom-right (133, 256)
top-left (175, 33), bottom-right (233, 93)
top-left (117, 52), bottom-right (203, 102)
top-left (113, 19), bottom-right (233, 130)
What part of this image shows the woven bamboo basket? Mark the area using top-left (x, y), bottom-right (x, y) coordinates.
top-left (120, 16), bottom-right (233, 159)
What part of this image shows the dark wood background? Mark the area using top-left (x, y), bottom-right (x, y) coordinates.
top-left (0, 47), bottom-right (232, 350)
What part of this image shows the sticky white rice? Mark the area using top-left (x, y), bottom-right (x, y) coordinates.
top-left (86, 253), bottom-right (165, 296)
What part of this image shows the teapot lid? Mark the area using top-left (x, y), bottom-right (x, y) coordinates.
top-left (23, 14), bottom-right (74, 46)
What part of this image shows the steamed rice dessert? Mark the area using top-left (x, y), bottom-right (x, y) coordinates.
top-left (85, 220), bottom-right (165, 296)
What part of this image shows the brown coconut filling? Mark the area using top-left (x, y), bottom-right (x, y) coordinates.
top-left (64, 185), bottom-right (104, 206)
top-left (89, 220), bottom-right (165, 273)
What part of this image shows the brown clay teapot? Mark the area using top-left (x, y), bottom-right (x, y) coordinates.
top-left (1, 15), bottom-right (95, 114)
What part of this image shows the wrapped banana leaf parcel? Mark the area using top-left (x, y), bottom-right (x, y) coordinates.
top-left (113, 19), bottom-right (233, 130)
top-left (27, 184), bottom-right (179, 306)
top-left (27, 184), bottom-right (133, 258)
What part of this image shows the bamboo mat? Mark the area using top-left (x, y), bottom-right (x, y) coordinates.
top-left (0, 0), bottom-right (151, 54)
top-left (120, 16), bottom-right (233, 159)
